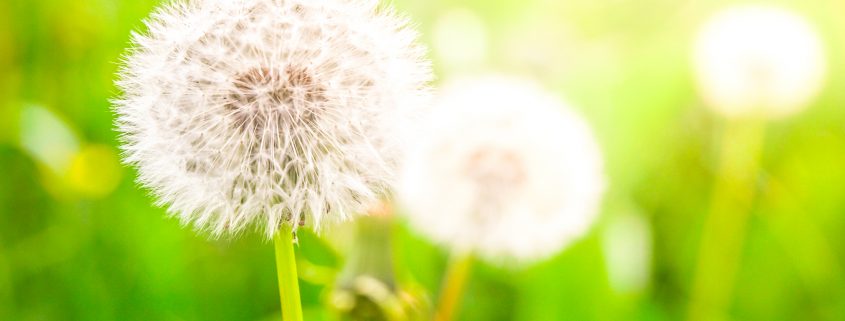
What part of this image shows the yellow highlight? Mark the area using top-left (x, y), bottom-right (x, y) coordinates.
top-left (66, 144), bottom-right (123, 198)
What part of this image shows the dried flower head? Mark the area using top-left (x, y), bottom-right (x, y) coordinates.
top-left (114, 0), bottom-right (431, 238)
top-left (398, 77), bottom-right (605, 263)
top-left (692, 5), bottom-right (826, 119)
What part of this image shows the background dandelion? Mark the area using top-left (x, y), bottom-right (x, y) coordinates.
top-left (692, 5), bottom-right (826, 119)
top-left (687, 5), bottom-right (829, 321)
top-left (398, 77), bottom-right (604, 321)
top-left (399, 77), bottom-right (604, 263)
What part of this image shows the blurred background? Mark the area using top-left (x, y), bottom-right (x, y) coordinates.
top-left (2, 0), bottom-right (845, 320)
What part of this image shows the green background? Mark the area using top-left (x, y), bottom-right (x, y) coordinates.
top-left (2, 0), bottom-right (844, 320)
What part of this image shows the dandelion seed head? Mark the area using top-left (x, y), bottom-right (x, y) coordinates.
top-left (398, 77), bottom-right (605, 263)
top-left (114, 0), bottom-right (431, 239)
top-left (693, 5), bottom-right (826, 119)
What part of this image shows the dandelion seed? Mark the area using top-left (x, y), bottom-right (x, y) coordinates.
top-left (114, 0), bottom-right (431, 239)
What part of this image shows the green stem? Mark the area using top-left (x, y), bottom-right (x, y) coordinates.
top-left (274, 224), bottom-right (303, 321)
top-left (433, 254), bottom-right (474, 321)
top-left (686, 119), bottom-right (765, 321)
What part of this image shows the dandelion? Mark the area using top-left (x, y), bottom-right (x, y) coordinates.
top-left (113, 0), bottom-right (430, 319)
top-left (692, 5), bottom-right (826, 119)
top-left (400, 77), bottom-right (604, 263)
top-left (398, 76), bottom-right (604, 321)
top-left (114, 0), bottom-right (430, 238)
top-left (687, 6), bottom-right (826, 321)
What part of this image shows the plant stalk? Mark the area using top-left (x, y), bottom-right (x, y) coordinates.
top-left (686, 119), bottom-right (765, 321)
top-left (274, 224), bottom-right (304, 321)
top-left (433, 254), bottom-right (473, 321)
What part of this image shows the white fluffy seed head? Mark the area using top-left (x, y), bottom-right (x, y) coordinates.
top-left (398, 77), bottom-right (605, 263)
top-left (692, 5), bottom-right (826, 119)
top-left (114, 0), bottom-right (431, 239)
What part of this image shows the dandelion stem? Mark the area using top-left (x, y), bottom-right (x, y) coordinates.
top-left (433, 253), bottom-right (473, 321)
top-left (687, 119), bottom-right (765, 321)
top-left (274, 224), bottom-right (304, 321)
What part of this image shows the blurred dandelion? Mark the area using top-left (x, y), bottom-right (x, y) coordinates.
top-left (692, 5), bottom-right (826, 119)
top-left (687, 5), bottom-right (828, 321)
top-left (398, 77), bottom-right (604, 321)
top-left (400, 77), bottom-right (604, 263)
top-left (113, 0), bottom-right (431, 320)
